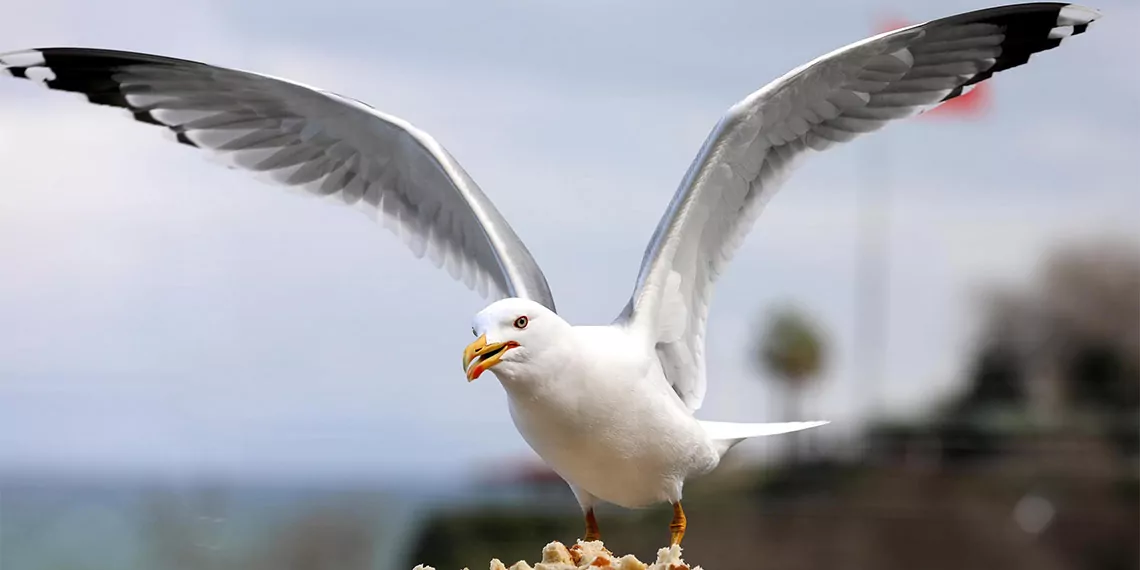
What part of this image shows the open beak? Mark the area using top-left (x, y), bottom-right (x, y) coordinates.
top-left (463, 334), bottom-right (518, 381)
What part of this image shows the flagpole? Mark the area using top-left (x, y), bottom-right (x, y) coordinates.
top-left (854, 14), bottom-right (903, 455)
top-left (855, 13), bottom-right (990, 458)
top-left (855, 135), bottom-right (891, 439)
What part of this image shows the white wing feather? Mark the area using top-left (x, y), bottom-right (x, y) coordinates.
top-left (0, 48), bottom-right (556, 311)
top-left (701, 420), bottom-right (831, 455)
top-left (620, 3), bottom-right (1100, 411)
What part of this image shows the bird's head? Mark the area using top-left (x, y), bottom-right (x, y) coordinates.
top-left (463, 297), bottom-right (567, 382)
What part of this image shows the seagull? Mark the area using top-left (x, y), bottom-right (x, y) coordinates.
top-left (0, 2), bottom-right (1100, 546)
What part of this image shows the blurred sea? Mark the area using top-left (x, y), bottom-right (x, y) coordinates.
top-left (0, 474), bottom-right (451, 570)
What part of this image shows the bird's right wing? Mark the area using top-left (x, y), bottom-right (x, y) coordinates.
top-left (619, 3), bottom-right (1100, 412)
top-left (0, 47), bottom-right (556, 311)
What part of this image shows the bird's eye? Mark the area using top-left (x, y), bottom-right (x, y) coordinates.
top-left (472, 327), bottom-right (478, 337)
top-left (513, 316), bottom-right (529, 329)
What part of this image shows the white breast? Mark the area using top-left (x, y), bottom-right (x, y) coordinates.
top-left (499, 325), bottom-right (719, 508)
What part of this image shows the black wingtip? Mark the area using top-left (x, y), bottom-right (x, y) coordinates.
top-left (1, 47), bottom-right (214, 146)
top-left (175, 131), bottom-right (198, 148)
top-left (132, 110), bottom-right (164, 126)
top-left (939, 3), bottom-right (1099, 99)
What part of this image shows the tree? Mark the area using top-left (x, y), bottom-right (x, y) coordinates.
top-left (754, 304), bottom-right (828, 461)
top-left (957, 236), bottom-right (1139, 457)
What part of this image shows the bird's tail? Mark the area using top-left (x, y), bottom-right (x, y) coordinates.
top-left (700, 420), bottom-right (829, 456)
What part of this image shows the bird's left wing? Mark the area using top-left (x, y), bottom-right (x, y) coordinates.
top-left (618, 3), bottom-right (1100, 412)
top-left (0, 47), bottom-right (556, 310)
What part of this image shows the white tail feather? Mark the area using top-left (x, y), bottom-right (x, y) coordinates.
top-left (701, 420), bottom-right (829, 455)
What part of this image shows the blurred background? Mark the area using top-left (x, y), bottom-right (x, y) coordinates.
top-left (0, 1), bottom-right (1137, 569)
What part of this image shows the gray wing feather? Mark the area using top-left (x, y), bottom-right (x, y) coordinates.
top-left (621, 3), bottom-right (1100, 411)
top-left (0, 47), bottom-right (556, 311)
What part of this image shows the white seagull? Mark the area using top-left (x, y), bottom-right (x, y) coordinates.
top-left (1, 2), bottom-right (1100, 546)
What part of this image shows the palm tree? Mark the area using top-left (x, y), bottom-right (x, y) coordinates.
top-left (754, 304), bottom-right (828, 461)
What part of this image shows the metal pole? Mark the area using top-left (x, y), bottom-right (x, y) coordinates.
top-left (855, 137), bottom-right (891, 442)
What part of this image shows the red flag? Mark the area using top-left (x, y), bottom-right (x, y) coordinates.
top-left (877, 17), bottom-right (990, 119)
top-left (925, 82), bottom-right (990, 117)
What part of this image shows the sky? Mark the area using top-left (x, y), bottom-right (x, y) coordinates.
top-left (0, 0), bottom-right (1137, 484)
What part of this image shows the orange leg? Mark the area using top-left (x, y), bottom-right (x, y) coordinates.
top-left (670, 502), bottom-right (687, 546)
top-left (584, 507), bottom-right (602, 542)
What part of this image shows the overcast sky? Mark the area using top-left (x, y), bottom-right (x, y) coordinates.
top-left (1, 0), bottom-right (1137, 484)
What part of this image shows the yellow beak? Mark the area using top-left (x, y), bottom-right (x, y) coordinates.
top-left (463, 334), bottom-right (518, 381)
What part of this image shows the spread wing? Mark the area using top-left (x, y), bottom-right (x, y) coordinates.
top-left (619, 3), bottom-right (1100, 411)
top-left (0, 47), bottom-right (556, 311)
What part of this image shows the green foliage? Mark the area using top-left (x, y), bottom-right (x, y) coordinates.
top-left (755, 306), bottom-right (826, 389)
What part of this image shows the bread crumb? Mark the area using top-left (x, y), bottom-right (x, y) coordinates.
top-left (413, 540), bottom-right (700, 570)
